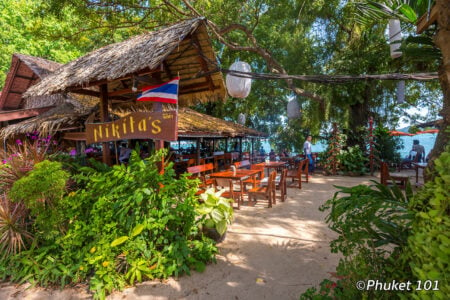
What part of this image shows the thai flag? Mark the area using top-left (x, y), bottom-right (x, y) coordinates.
top-left (137, 77), bottom-right (179, 104)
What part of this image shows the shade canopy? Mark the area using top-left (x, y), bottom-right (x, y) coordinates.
top-left (416, 129), bottom-right (439, 134)
top-left (388, 130), bottom-right (414, 136)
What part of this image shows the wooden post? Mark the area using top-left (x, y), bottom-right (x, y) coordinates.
top-left (239, 137), bottom-right (243, 160)
top-left (196, 138), bottom-right (201, 164)
top-left (153, 102), bottom-right (164, 173)
top-left (368, 117), bottom-right (375, 176)
top-left (99, 84), bottom-right (111, 165)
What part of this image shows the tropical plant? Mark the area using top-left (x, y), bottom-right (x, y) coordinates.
top-left (374, 126), bottom-right (403, 165)
top-left (0, 138), bottom-right (52, 193)
top-left (0, 194), bottom-right (32, 257)
top-left (320, 181), bottom-right (413, 256)
top-left (301, 181), bottom-right (415, 299)
top-left (338, 146), bottom-right (369, 176)
top-left (405, 145), bottom-right (450, 299)
top-left (196, 188), bottom-right (234, 238)
top-left (0, 150), bottom-right (217, 299)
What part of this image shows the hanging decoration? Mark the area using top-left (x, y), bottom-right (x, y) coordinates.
top-left (397, 80), bottom-right (405, 104)
top-left (238, 113), bottom-right (246, 125)
top-left (226, 61), bottom-right (252, 98)
top-left (287, 98), bottom-right (301, 119)
top-left (388, 19), bottom-right (402, 58)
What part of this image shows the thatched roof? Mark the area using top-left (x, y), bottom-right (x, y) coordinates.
top-left (0, 102), bottom-right (94, 139)
top-left (0, 53), bottom-right (66, 110)
top-left (112, 104), bottom-right (267, 138)
top-left (25, 18), bottom-right (226, 106)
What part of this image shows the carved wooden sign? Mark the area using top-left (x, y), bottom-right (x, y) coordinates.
top-left (86, 111), bottom-right (177, 144)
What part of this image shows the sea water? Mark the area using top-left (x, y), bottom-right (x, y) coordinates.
top-left (261, 133), bottom-right (437, 159)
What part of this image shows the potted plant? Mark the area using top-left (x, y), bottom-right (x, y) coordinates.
top-left (196, 188), bottom-right (234, 242)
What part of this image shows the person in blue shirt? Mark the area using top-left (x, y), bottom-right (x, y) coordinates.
top-left (303, 135), bottom-right (314, 174)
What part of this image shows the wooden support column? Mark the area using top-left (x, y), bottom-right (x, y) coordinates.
top-left (99, 84), bottom-right (111, 165)
top-left (196, 138), bottom-right (201, 164)
top-left (153, 102), bottom-right (165, 172)
top-left (239, 137), bottom-right (243, 160)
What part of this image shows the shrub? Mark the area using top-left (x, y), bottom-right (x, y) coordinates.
top-left (338, 145), bottom-right (368, 175)
top-left (0, 150), bottom-right (217, 299)
top-left (9, 160), bottom-right (70, 243)
top-left (374, 127), bottom-right (403, 165)
top-left (405, 147), bottom-right (450, 299)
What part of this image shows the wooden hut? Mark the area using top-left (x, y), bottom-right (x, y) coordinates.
top-left (1, 18), bottom-right (267, 165)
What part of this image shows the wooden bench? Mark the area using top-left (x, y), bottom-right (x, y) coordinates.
top-left (187, 163), bottom-right (215, 189)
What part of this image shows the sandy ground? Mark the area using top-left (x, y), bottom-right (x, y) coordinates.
top-left (0, 169), bottom-right (421, 300)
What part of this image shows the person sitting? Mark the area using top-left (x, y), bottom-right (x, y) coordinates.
top-left (119, 143), bottom-right (132, 163)
top-left (269, 149), bottom-right (276, 161)
top-left (400, 140), bottom-right (425, 170)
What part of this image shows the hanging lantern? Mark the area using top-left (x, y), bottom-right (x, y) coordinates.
top-left (287, 98), bottom-right (301, 119)
top-left (397, 80), bottom-right (405, 104)
top-left (238, 113), bottom-right (246, 125)
top-left (226, 61), bottom-right (252, 98)
top-left (389, 19), bottom-right (402, 58)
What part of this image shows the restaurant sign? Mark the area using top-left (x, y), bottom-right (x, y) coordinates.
top-left (86, 111), bottom-right (177, 144)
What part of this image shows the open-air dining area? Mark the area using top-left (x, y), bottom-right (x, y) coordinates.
top-left (0, 1), bottom-right (449, 300)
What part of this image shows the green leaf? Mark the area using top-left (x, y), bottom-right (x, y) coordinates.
top-left (399, 4), bottom-right (417, 22)
top-left (131, 224), bottom-right (145, 237)
top-left (110, 236), bottom-right (129, 247)
top-left (215, 220), bottom-right (227, 236)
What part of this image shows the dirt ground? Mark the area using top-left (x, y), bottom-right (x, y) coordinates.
top-left (0, 169), bottom-right (421, 300)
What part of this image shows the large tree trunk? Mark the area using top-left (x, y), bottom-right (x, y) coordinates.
top-left (347, 83), bottom-right (371, 148)
top-left (426, 0), bottom-right (450, 180)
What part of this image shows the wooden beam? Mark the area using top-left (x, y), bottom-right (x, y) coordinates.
top-left (63, 132), bottom-right (87, 141)
top-left (15, 74), bottom-right (35, 80)
top-left (99, 84), bottom-right (111, 165)
top-left (191, 34), bottom-right (215, 91)
top-left (69, 67), bottom-right (160, 91)
top-left (0, 106), bottom-right (55, 121)
top-left (68, 88), bottom-right (100, 97)
top-left (8, 90), bottom-right (23, 94)
top-left (416, 4), bottom-right (438, 34)
top-left (108, 88), bottom-right (134, 97)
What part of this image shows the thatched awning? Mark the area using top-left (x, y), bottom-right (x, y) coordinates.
top-left (0, 100), bottom-right (96, 139)
top-left (25, 18), bottom-right (226, 106)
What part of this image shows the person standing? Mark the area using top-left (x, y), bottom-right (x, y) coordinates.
top-left (412, 139), bottom-right (425, 162)
top-left (303, 135), bottom-right (314, 174)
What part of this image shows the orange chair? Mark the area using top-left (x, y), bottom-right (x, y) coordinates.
top-left (247, 171), bottom-right (276, 208)
top-left (214, 178), bottom-right (241, 209)
top-left (286, 159), bottom-right (308, 189)
top-left (380, 162), bottom-right (409, 189)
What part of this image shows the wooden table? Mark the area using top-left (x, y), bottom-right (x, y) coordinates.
top-left (254, 161), bottom-right (288, 176)
top-left (209, 169), bottom-right (261, 209)
top-left (412, 162), bottom-right (427, 184)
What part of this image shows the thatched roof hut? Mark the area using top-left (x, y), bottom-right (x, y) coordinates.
top-left (25, 18), bottom-right (226, 106)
